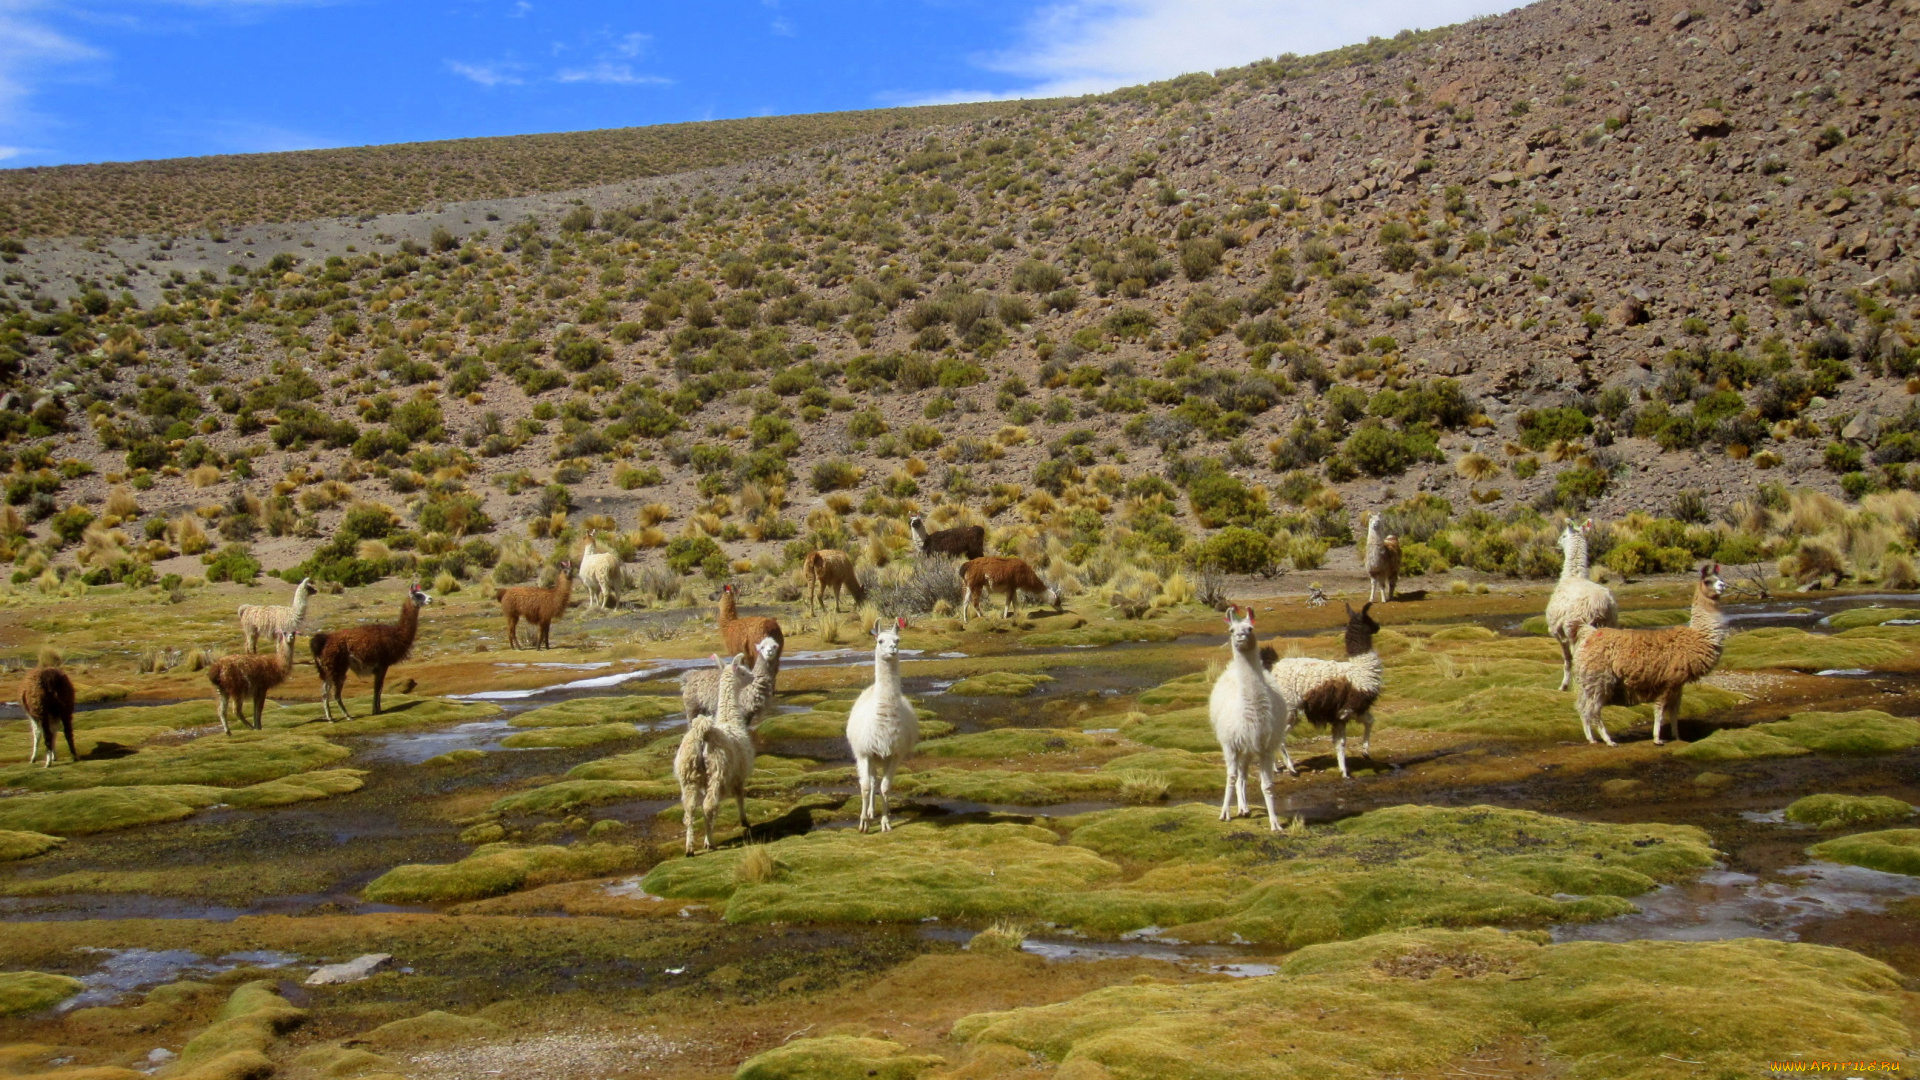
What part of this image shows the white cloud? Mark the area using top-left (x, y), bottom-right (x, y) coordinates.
top-left (0, 5), bottom-right (102, 125)
top-left (510, 0), bottom-right (531, 15)
top-left (0, 144), bottom-right (27, 160)
top-left (768, 16), bottom-right (793, 36)
top-left (611, 31), bottom-right (649, 57)
top-left (554, 61), bottom-right (668, 86)
top-left (446, 59), bottom-right (523, 86)
top-left (904, 0), bottom-right (1525, 103)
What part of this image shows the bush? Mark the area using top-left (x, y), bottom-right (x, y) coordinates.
top-left (1187, 471), bottom-right (1261, 528)
top-left (811, 459), bottom-right (863, 492)
top-left (1516, 406), bottom-right (1592, 450)
top-left (1344, 422), bottom-right (1436, 477)
top-left (665, 535), bottom-right (723, 575)
top-left (1189, 527), bottom-right (1276, 575)
top-left (1824, 442), bottom-right (1864, 474)
top-left (203, 544), bottom-right (261, 584)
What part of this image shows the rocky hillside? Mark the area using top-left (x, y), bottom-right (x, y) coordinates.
top-left (1, 0), bottom-right (1917, 598)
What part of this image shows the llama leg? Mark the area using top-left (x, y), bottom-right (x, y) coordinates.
top-left (1557, 638), bottom-right (1574, 692)
top-left (701, 787), bottom-right (721, 851)
top-left (1333, 720), bottom-right (1349, 778)
top-left (1388, 573), bottom-right (1396, 601)
top-left (1360, 711), bottom-right (1375, 760)
top-left (40, 720), bottom-right (54, 767)
top-left (1256, 757), bottom-right (1279, 831)
top-left (877, 760), bottom-right (896, 832)
top-left (1278, 719), bottom-right (1297, 775)
top-left (1655, 687), bottom-right (1684, 745)
top-left (253, 687), bottom-right (268, 731)
top-left (26, 716), bottom-right (40, 764)
top-left (371, 669), bottom-right (386, 716)
top-left (61, 715), bottom-right (76, 763)
top-left (681, 783), bottom-right (700, 855)
top-left (1218, 761), bottom-right (1236, 822)
top-left (855, 757), bottom-right (875, 833)
top-left (217, 690), bottom-right (232, 736)
top-left (735, 790), bottom-right (751, 841)
top-left (505, 615), bottom-right (519, 649)
top-left (1233, 760), bottom-right (1249, 818)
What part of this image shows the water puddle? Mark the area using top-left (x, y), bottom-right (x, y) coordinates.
top-left (1553, 863), bottom-right (1920, 944)
top-left (61, 947), bottom-right (301, 1009)
top-left (360, 717), bottom-right (522, 764)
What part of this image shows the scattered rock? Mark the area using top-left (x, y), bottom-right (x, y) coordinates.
top-left (306, 954), bottom-right (393, 986)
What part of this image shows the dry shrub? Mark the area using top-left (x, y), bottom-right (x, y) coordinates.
top-left (1118, 770), bottom-right (1170, 804)
top-left (169, 515), bottom-right (211, 556)
top-left (639, 503), bottom-right (673, 526)
top-left (188, 465), bottom-right (223, 489)
top-left (863, 560), bottom-right (963, 617)
top-left (633, 526), bottom-right (667, 549)
top-left (734, 845), bottom-right (777, 885)
top-left (181, 648), bottom-right (208, 672)
top-left (105, 485), bottom-right (141, 519)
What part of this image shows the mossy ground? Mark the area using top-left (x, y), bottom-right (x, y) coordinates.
top-left (1825, 607), bottom-right (1920, 629)
top-left (504, 694), bottom-right (678, 728)
top-left (0, 832), bottom-right (64, 862)
top-left (1676, 710), bottom-right (1920, 760)
top-left (497, 722), bottom-right (644, 748)
top-left (944, 672), bottom-right (1054, 697)
top-left (1810, 829), bottom-right (1920, 876)
top-left (1722, 627), bottom-right (1913, 671)
top-left (0, 972), bottom-right (84, 1017)
top-left (641, 804), bottom-right (1714, 948)
top-left (1785, 794), bottom-right (1915, 829)
top-left (361, 842), bottom-right (645, 904)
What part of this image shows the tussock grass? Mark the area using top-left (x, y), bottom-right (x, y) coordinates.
top-left (0, 730), bottom-right (349, 792)
top-left (1809, 829), bottom-right (1920, 876)
top-left (361, 843), bottom-right (644, 904)
top-left (1676, 710), bottom-right (1920, 760)
top-left (505, 695), bottom-right (679, 728)
top-left (1784, 794), bottom-right (1914, 829)
top-left (916, 728), bottom-right (1093, 758)
top-left (1721, 627), bottom-right (1910, 671)
top-left (945, 671), bottom-right (1054, 697)
top-left (0, 830), bottom-right (64, 862)
top-left (498, 723), bottom-right (643, 749)
top-left (0, 972), bottom-right (84, 1017)
top-left (736, 1035), bottom-right (945, 1080)
top-left (943, 928), bottom-right (1911, 1080)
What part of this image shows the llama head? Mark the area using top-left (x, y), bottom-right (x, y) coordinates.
top-left (1558, 520), bottom-right (1580, 556)
top-left (408, 583), bottom-right (433, 606)
top-left (755, 635), bottom-right (781, 665)
top-left (1699, 563), bottom-right (1728, 598)
top-left (721, 582), bottom-right (736, 597)
top-left (870, 616), bottom-right (904, 660)
top-left (908, 514), bottom-right (927, 536)
top-left (1367, 512), bottom-right (1381, 533)
top-left (1342, 601), bottom-right (1380, 653)
top-left (1224, 604), bottom-right (1258, 653)
top-left (295, 577), bottom-right (317, 598)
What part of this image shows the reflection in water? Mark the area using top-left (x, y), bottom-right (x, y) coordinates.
top-left (1554, 863), bottom-right (1920, 943)
top-left (62, 947), bottom-right (301, 1009)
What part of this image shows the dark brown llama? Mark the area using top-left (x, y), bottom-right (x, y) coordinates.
top-left (18, 666), bottom-right (77, 767)
top-left (909, 514), bottom-right (986, 560)
top-left (310, 583), bottom-right (431, 720)
top-left (209, 630), bottom-right (295, 734)
top-left (496, 558), bottom-right (572, 650)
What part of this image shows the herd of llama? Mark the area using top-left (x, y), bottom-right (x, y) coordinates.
top-left (12, 513), bottom-right (1741, 852)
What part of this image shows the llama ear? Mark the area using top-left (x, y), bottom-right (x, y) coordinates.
top-left (1360, 602), bottom-right (1374, 616)
top-left (896, 616), bottom-right (907, 630)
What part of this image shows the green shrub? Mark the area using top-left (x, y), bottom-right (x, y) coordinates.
top-left (664, 535), bottom-right (722, 575)
top-left (1516, 407), bottom-right (1592, 450)
top-left (1187, 472), bottom-right (1261, 528)
top-left (811, 459), bottom-right (863, 492)
top-left (203, 544), bottom-right (261, 584)
top-left (1188, 527), bottom-right (1276, 575)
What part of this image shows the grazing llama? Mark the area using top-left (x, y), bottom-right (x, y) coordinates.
top-left (673, 653), bottom-right (759, 854)
top-left (802, 549), bottom-right (864, 615)
top-left (579, 535), bottom-right (625, 611)
top-left (681, 635), bottom-right (782, 725)
top-left (718, 582), bottom-right (784, 679)
top-left (209, 630), bottom-right (295, 735)
top-left (311, 583), bottom-right (431, 720)
top-left (1573, 564), bottom-right (1729, 746)
top-left (1208, 606), bottom-right (1290, 828)
top-left (846, 617), bottom-right (917, 832)
top-left (1264, 602), bottom-right (1385, 778)
top-left (1547, 519), bottom-right (1619, 692)
top-left (908, 515), bottom-right (986, 560)
top-left (238, 577), bottom-right (316, 653)
top-left (958, 556), bottom-right (1062, 622)
top-left (1364, 513), bottom-right (1401, 603)
top-left (18, 666), bottom-right (76, 768)
top-left (497, 558), bottom-right (573, 650)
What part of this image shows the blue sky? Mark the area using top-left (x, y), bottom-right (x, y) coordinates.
top-left (0, 0), bottom-right (1525, 169)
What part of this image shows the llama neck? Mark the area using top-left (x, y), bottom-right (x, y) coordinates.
top-left (715, 668), bottom-right (745, 731)
top-left (554, 572), bottom-right (572, 605)
top-left (1344, 627), bottom-right (1376, 659)
top-left (873, 654), bottom-right (902, 699)
top-left (719, 592), bottom-right (737, 626)
top-left (289, 585), bottom-right (311, 622)
top-left (396, 600), bottom-right (420, 648)
top-left (1367, 519), bottom-right (1382, 551)
top-left (738, 654), bottom-right (778, 721)
top-left (1690, 587), bottom-right (1728, 649)
top-left (1562, 535), bottom-right (1590, 580)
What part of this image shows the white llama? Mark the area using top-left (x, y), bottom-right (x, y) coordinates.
top-left (845, 616), bottom-right (918, 832)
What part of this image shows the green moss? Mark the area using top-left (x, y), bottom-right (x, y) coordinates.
top-left (950, 929), bottom-right (1911, 1080)
top-left (289, 1045), bottom-right (402, 1077)
top-left (1826, 607), bottom-right (1920, 629)
top-left (1518, 615), bottom-right (1549, 635)
top-left (564, 733), bottom-right (684, 780)
top-left (0, 971), bottom-right (84, 1016)
top-left (1810, 829), bottom-right (1920, 877)
top-left (1785, 794), bottom-right (1915, 829)
top-left (0, 731), bottom-right (349, 792)
top-left (1678, 711), bottom-right (1920, 760)
top-left (0, 830), bottom-right (63, 861)
top-left (946, 672), bottom-right (1054, 697)
top-left (1722, 627), bottom-right (1910, 671)
top-left (362, 842), bottom-right (644, 904)
top-left (490, 779), bottom-right (678, 816)
top-left (221, 768), bottom-right (367, 808)
top-left (1427, 625), bottom-right (1500, 641)
top-left (179, 980), bottom-right (304, 1067)
top-left (917, 728), bottom-right (1094, 758)
top-left (1118, 707), bottom-right (1215, 753)
top-left (1097, 749), bottom-right (1221, 793)
top-left (423, 749), bottom-right (487, 766)
top-left (736, 1036), bottom-right (944, 1080)
top-left (357, 1010), bottom-right (503, 1048)
top-left (267, 694), bottom-right (501, 733)
top-left (0, 784), bottom-right (225, 835)
top-left (506, 695), bottom-right (678, 728)
top-left (1, 863), bottom-right (334, 902)
top-left (895, 767), bottom-right (1120, 805)
top-left (1392, 682), bottom-right (1741, 741)
top-left (1135, 673), bottom-right (1209, 711)
top-left (498, 723), bottom-right (642, 748)
top-left (641, 805), bottom-right (1715, 947)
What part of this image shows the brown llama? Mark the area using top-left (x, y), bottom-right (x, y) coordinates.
top-left (1572, 564), bottom-right (1729, 746)
top-left (959, 556), bottom-right (1062, 622)
top-left (497, 558), bottom-right (573, 650)
top-left (18, 667), bottom-right (77, 768)
top-left (803, 548), bottom-right (864, 615)
top-left (209, 630), bottom-right (295, 735)
top-left (311, 583), bottom-right (432, 720)
top-left (909, 514), bottom-right (985, 560)
top-left (718, 582), bottom-right (784, 679)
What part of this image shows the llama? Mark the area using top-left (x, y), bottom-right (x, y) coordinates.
top-left (803, 549), bottom-right (864, 615)
top-left (209, 630), bottom-right (295, 735)
top-left (718, 582), bottom-right (784, 679)
top-left (1263, 602), bottom-right (1384, 778)
top-left (1547, 519), bottom-right (1620, 692)
top-left (238, 577), bottom-right (316, 653)
top-left (497, 558), bottom-right (573, 650)
top-left (958, 556), bottom-right (1062, 622)
top-left (1364, 514), bottom-right (1401, 603)
top-left (310, 584), bottom-right (431, 720)
top-left (1573, 564), bottom-right (1729, 746)
top-left (579, 534), bottom-right (624, 611)
top-left (846, 617), bottom-right (917, 832)
top-left (681, 635), bottom-right (782, 725)
top-left (908, 514), bottom-right (985, 560)
top-left (18, 667), bottom-right (76, 768)
top-left (673, 653), bottom-right (759, 854)
top-left (1208, 606), bottom-right (1290, 829)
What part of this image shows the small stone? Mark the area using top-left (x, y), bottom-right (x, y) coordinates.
top-left (305, 953), bottom-right (394, 986)
top-left (1684, 108), bottom-right (1730, 139)
top-left (1670, 8), bottom-right (1696, 29)
top-left (147, 1049), bottom-right (177, 1064)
